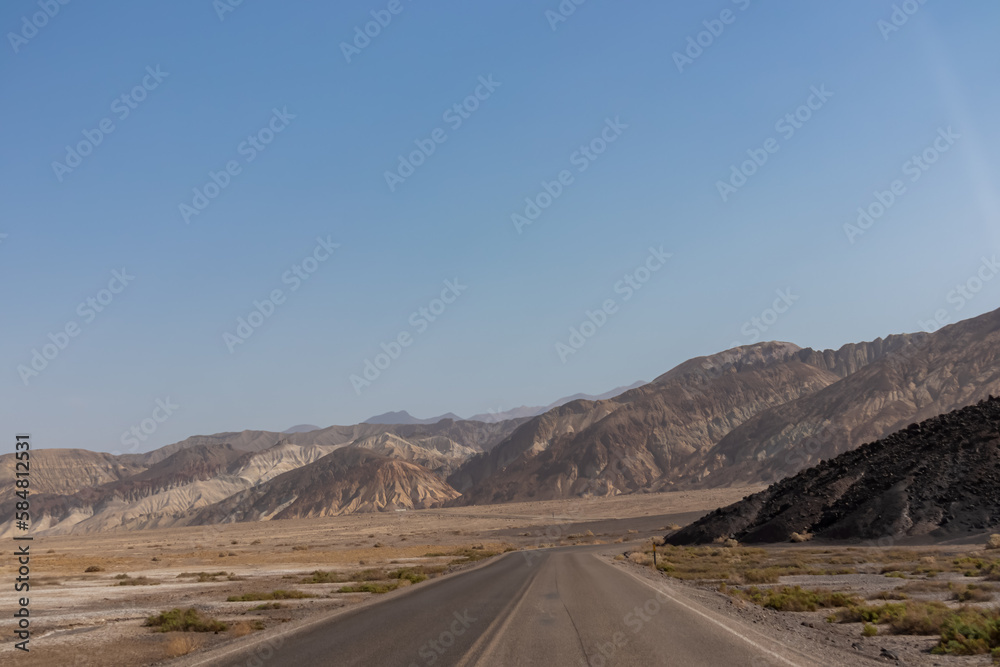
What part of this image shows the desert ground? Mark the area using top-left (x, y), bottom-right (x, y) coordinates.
top-left (0, 487), bottom-right (757, 666)
top-left (6, 485), bottom-right (1000, 666)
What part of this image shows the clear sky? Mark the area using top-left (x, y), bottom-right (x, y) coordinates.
top-left (3, 1), bottom-right (999, 454)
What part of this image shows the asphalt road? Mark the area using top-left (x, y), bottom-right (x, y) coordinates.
top-left (195, 546), bottom-right (822, 667)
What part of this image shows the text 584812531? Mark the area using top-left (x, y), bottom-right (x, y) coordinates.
top-left (12, 433), bottom-right (32, 652)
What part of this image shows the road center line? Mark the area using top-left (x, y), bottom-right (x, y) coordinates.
top-left (455, 558), bottom-right (541, 667)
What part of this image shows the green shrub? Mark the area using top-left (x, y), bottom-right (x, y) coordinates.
top-left (226, 590), bottom-right (314, 602)
top-left (145, 608), bottom-right (227, 633)
top-left (953, 584), bottom-right (995, 603)
top-left (300, 570), bottom-right (347, 584)
top-left (729, 586), bottom-right (858, 612)
top-left (933, 607), bottom-right (1000, 656)
top-left (389, 568), bottom-right (428, 584)
top-left (743, 568), bottom-right (781, 584)
top-left (836, 600), bottom-right (951, 635)
top-left (337, 582), bottom-right (400, 594)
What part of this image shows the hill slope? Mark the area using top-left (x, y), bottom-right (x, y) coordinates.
top-left (448, 343), bottom-right (844, 503)
top-left (667, 396), bottom-right (1000, 545)
top-left (697, 308), bottom-right (1000, 487)
top-left (190, 448), bottom-right (459, 523)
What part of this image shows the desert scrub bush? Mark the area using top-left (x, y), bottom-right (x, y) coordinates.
top-left (932, 607), bottom-right (1000, 657)
top-left (452, 546), bottom-right (509, 563)
top-left (389, 567), bottom-right (439, 584)
top-left (869, 590), bottom-right (909, 601)
top-left (656, 545), bottom-right (863, 584)
top-left (888, 601), bottom-right (955, 635)
top-left (117, 575), bottom-right (160, 586)
top-left (84, 565), bottom-right (104, 573)
top-left (229, 620), bottom-right (265, 637)
top-left (301, 570), bottom-right (347, 584)
top-left (306, 568), bottom-right (387, 583)
top-left (628, 551), bottom-right (652, 566)
top-left (728, 586), bottom-right (859, 612)
top-left (981, 561), bottom-right (1000, 582)
top-left (337, 582), bottom-right (400, 594)
top-left (742, 568), bottom-right (781, 584)
top-left (164, 634), bottom-right (200, 657)
top-left (952, 584), bottom-right (995, 603)
top-left (986, 535), bottom-right (1000, 550)
top-left (145, 608), bottom-right (227, 633)
top-left (836, 600), bottom-right (952, 635)
top-left (862, 623), bottom-right (878, 637)
top-left (833, 603), bottom-right (907, 626)
top-left (226, 590), bottom-right (314, 602)
top-left (790, 532), bottom-right (813, 543)
top-left (177, 571), bottom-right (228, 582)
top-left (250, 602), bottom-right (282, 610)
top-left (899, 580), bottom-right (951, 594)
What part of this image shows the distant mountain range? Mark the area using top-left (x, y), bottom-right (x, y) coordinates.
top-left (360, 382), bottom-right (648, 426)
top-left (282, 424), bottom-right (322, 434)
top-left (4, 307), bottom-right (999, 537)
top-left (362, 411), bottom-right (464, 425)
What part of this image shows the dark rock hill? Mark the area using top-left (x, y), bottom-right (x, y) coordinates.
top-left (667, 396), bottom-right (1000, 545)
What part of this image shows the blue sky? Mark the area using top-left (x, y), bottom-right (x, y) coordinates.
top-left (2, 0), bottom-right (999, 454)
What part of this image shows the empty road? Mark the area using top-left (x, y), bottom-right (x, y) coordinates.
top-left (191, 546), bottom-right (825, 667)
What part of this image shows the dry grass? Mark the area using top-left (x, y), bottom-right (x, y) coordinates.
top-left (227, 590), bottom-right (314, 602)
top-left (145, 608), bottom-right (227, 633)
top-left (164, 634), bottom-right (201, 658)
top-left (726, 585), bottom-right (858, 612)
top-left (116, 575), bottom-right (160, 586)
top-left (229, 620), bottom-right (264, 637)
top-left (650, 545), bottom-right (856, 583)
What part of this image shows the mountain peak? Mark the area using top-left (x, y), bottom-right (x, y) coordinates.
top-left (363, 410), bottom-right (463, 425)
